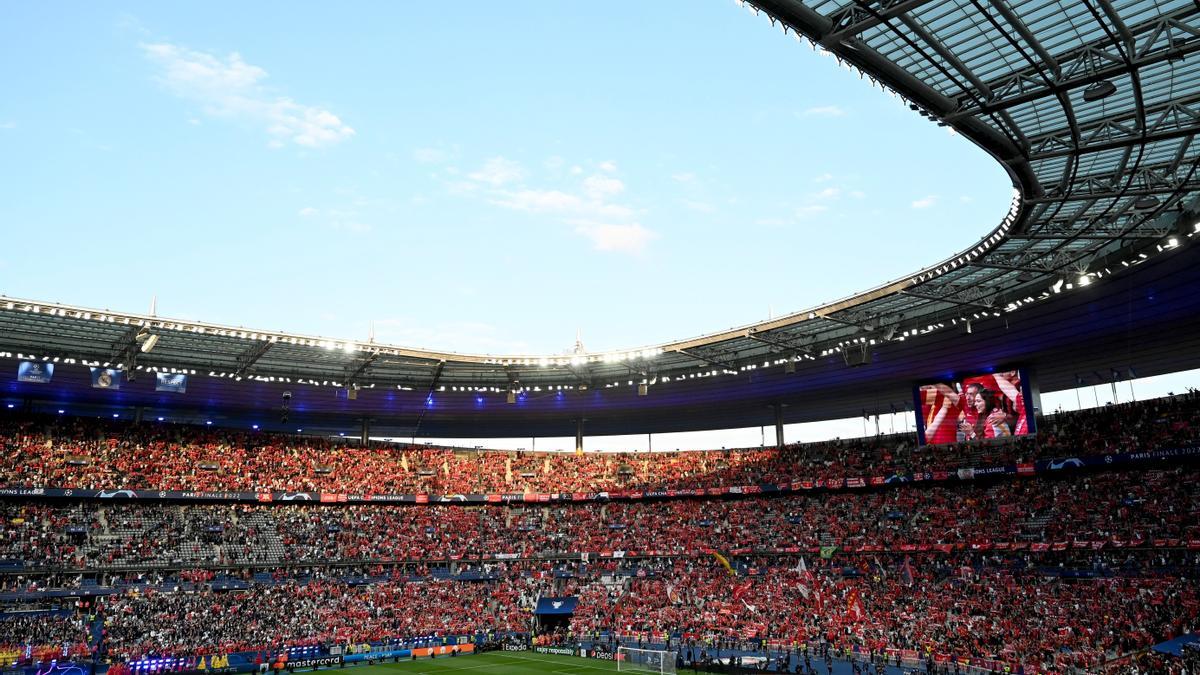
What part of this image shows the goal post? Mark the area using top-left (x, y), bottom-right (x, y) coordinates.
top-left (617, 647), bottom-right (676, 675)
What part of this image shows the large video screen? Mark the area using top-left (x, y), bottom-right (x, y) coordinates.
top-left (915, 369), bottom-right (1036, 445)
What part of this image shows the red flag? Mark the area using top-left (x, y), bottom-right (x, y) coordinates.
top-left (846, 588), bottom-right (865, 622)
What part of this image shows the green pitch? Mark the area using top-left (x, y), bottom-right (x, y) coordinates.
top-left (344, 651), bottom-right (625, 674)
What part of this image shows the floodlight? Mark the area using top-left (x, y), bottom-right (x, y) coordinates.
top-left (140, 334), bottom-right (160, 353)
top-left (1082, 80), bottom-right (1116, 102)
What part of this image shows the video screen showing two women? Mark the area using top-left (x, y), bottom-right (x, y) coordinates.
top-left (917, 370), bottom-right (1033, 445)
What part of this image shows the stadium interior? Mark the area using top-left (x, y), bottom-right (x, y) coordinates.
top-left (4, 1), bottom-right (1200, 675)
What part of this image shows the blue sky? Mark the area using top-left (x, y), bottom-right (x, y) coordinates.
top-left (0, 1), bottom-right (1011, 356)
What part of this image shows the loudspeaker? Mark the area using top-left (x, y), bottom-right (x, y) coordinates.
top-left (842, 344), bottom-right (872, 367)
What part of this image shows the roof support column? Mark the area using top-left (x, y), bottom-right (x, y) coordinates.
top-left (773, 403), bottom-right (785, 449)
top-left (575, 418), bottom-right (584, 455)
top-left (361, 418), bottom-right (370, 448)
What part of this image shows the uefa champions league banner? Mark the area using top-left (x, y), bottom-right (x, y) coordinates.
top-left (90, 367), bottom-right (122, 390)
top-left (155, 372), bottom-right (188, 393)
top-left (16, 361), bottom-right (54, 383)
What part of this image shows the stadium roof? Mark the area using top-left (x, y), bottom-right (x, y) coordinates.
top-left (3, 0), bottom-right (1200, 437)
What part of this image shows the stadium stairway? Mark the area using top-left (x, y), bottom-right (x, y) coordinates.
top-left (231, 510), bottom-right (285, 565)
top-left (1018, 515), bottom-right (1053, 541)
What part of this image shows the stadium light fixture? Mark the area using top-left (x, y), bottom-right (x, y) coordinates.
top-left (1133, 195), bottom-right (1160, 210)
top-left (1078, 275), bottom-right (1092, 287)
top-left (1050, 278), bottom-right (1065, 294)
top-left (1082, 80), bottom-right (1117, 102)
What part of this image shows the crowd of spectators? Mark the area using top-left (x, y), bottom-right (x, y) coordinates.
top-left (0, 610), bottom-right (92, 660)
top-left (568, 558), bottom-right (1199, 672)
top-left (1, 554), bottom-right (1194, 673)
top-left (0, 393), bottom-right (1197, 672)
top-left (96, 577), bottom-right (538, 659)
top-left (1, 467), bottom-right (1197, 569)
top-left (0, 392), bottom-right (1197, 495)
top-left (1116, 645), bottom-right (1200, 674)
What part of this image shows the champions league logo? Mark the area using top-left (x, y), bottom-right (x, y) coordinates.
top-left (98, 490), bottom-right (138, 499)
top-left (17, 361), bottom-right (54, 383)
top-left (280, 493), bottom-right (315, 501)
top-left (1048, 458), bottom-right (1084, 470)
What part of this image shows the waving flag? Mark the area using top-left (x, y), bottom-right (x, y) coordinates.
top-left (795, 557), bottom-right (812, 599)
top-left (711, 551), bottom-right (737, 577)
top-left (846, 588), bottom-right (865, 622)
top-left (901, 556), bottom-right (915, 587)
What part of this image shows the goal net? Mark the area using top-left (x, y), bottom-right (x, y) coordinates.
top-left (617, 647), bottom-right (676, 675)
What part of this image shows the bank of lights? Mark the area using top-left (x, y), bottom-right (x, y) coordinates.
top-left (4, 215), bottom-right (1195, 399)
top-left (1034, 230), bottom-right (1190, 308)
top-left (484, 347), bottom-right (665, 368)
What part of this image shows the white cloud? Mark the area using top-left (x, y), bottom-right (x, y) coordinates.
top-left (960, 195), bottom-right (974, 203)
top-left (681, 199), bottom-right (715, 213)
top-left (141, 42), bottom-right (354, 148)
top-left (491, 189), bottom-right (582, 213)
top-left (0, 121), bottom-right (16, 130)
top-left (450, 154), bottom-right (654, 255)
top-left (468, 156), bottom-right (525, 186)
top-left (298, 205), bottom-right (371, 233)
top-left (813, 173), bottom-right (834, 183)
top-left (582, 174), bottom-right (625, 200)
top-left (755, 217), bottom-right (790, 227)
top-left (814, 186), bottom-right (842, 200)
top-left (491, 188), bottom-right (634, 220)
top-left (795, 204), bottom-right (829, 218)
top-left (911, 195), bottom-right (938, 209)
top-left (572, 221), bottom-right (656, 255)
top-left (444, 180), bottom-right (479, 196)
top-left (413, 147), bottom-right (449, 163)
top-left (849, 190), bottom-right (867, 199)
top-left (802, 105), bottom-right (846, 117)
top-left (672, 172), bottom-right (696, 184)
top-left (331, 220), bottom-right (371, 233)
